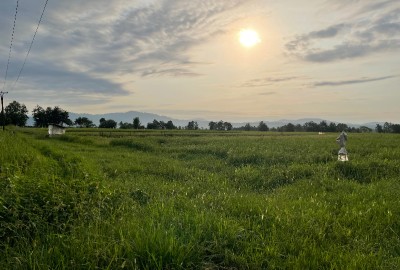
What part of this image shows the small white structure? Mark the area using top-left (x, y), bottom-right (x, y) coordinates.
top-left (336, 131), bottom-right (348, 161)
top-left (48, 124), bottom-right (66, 136)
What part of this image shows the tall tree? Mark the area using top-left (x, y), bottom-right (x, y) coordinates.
top-left (186, 121), bottom-right (199, 130)
top-left (133, 117), bottom-right (141, 129)
top-left (5, 101), bottom-right (29, 126)
top-left (208, 121), bottom-right (216, 130)
top-left (165, 120), bottom-right (176, 130)
top-left (49, 106), bottom-right (72, 126)
top-left (32, 105), bottom-right (47, 127)
top-left (216, 120), bottom-right (225, 131)
top-left (336, 123), bottom-right (348, 132)
top-left (318, 121), bottom-right (329, 132)
top-left (383, 122), bottom-right (392, 133)
top-left (258, 121), bottom-right (269, 131)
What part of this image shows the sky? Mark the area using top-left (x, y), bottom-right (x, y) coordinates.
top-left (0, 0), bottom-right (399, 123)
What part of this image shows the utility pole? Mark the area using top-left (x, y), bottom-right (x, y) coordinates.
top-left (1, 91), bottom-right (8, 131)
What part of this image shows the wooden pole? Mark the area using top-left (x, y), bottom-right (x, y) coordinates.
top-left (0, 91), bottom-right (8, 131)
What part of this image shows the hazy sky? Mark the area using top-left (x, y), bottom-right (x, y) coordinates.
top-left (1, 0), bottom-right (399, 123)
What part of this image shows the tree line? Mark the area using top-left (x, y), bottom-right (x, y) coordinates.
top-left (2, 100), bottom-right (400, 133)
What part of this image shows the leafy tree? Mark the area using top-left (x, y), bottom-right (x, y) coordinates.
top-left (186, 121), bottom-right (199, 130)
top-left (99, 118), bottom-right (117, 128)
top-left (258, 121), bottom-right (269, 131)
top-left (224, 122), bottom-right (233, 131)
top-left (375, 124), bottom-right (383, 133)
top-left (209, 121), bottom-right (217, 130)
top-left (383, 122), bottom-right (392, 133)
top-left (336, 123), bottom-right (348, 132)
top-left (318, 121), bottom-right (328, 132)
top-left (303, 121), bottom-right (318, 132)
top-left (165, 120), bottom-right (176, 130)
top-left (75, 117), bottom-right (95, 128)
top-left (244, 123), bottom-right (252, 131)
top-left (216, 121), bottom-right (225, 131)
top-left (327, 122), bottom-right (337, 132)
top-left (32, 105), bottom-right (47, 127)
top-left (47, 106), bottom-right (72, 126)
top-left (133, 117), bottom-right (141, 129)
top-left (32, 105), bottom-right (72, 127)
top-left (119, 121), bottom-right (134, 129)
top-left (285, 123), bottom-right (295, 132)
top-left (5, 101), bottom-right (29, 126)
top-left (147, 119), bottom-right (164, 129)
top-left (294, 124), bottom-right (303, 132)
top-left (392, 124), bottom-right (400, 133)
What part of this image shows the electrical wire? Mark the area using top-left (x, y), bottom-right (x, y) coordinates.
top-left (3, 0), bottom-right (19, 91)
top-left (11, 0), bottom-right (50, 90)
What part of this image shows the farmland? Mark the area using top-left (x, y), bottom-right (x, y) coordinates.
top-left (1, 128), bottom-right (399, 269)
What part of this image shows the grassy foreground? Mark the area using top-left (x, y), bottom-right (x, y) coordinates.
top-left (1, 128), bottom-right (399, 269)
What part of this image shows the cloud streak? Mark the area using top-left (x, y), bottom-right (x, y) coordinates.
top-left (312, 75), bottom-right (396, 87)
top-left (286, 2), bottom-right (400, 62)
top-left (239, 76), bottom-right (298, 88)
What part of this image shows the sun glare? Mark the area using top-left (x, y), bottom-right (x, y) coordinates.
top-left (239, 29), bottom-right (261, 48)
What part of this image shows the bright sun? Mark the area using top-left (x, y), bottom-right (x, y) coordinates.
top-left (239, 29), bottom-right (261, 48)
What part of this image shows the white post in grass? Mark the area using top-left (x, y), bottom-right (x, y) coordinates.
top-left (336, 131), bottom-right (348, 161)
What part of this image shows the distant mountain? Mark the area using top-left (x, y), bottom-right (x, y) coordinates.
top-left (27, 110), bottom-right (383, 129)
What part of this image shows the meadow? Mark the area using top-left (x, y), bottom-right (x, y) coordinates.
top-left (0, 128), bottom-right (399, 269)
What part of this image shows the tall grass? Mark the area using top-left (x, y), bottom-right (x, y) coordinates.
top-left (1, 129), bottom-right (399, 269)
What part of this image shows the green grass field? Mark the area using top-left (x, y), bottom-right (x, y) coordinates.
top-left (1, 128), bottom-right (399, 269)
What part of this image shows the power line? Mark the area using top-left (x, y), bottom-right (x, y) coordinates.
top-left (3, 0), bottom-right (19, 91)
top-left (11, 0), bottom-right (50, 90)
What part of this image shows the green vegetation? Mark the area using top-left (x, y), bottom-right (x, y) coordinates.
top-left (1, 128), bottom-right (399, 269)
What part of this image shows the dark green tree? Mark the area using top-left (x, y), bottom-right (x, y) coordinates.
top-left (209, 121), bottom-right (217, 130)
top-left (147, 119), bottom-right (163, 129)
top-left (303, 121), bottom-right (318, 132)
top-left (133, 117), bottom-right (141, 129)
top-left (119, 121), bottom-right (134, 129)
top-left (375, 124), bottom-right (383, 133)
top-left (32, 106), bottom-right (72, 127)
top-left (99, 118), bottom-right (117, 128)
top-left (32, 105), bottom-right (47, 127)
top-left (186, 121), bottom-right (199, 130)
top-left (5, 101), bottom-right (29, 126)
top-left (383, 122), bottom-right (392, 133)
top-left (75, 117), bottom-right (95, 128)
top-left (244, 123), bottom-right (252, 131)
top-left (336, 123), bottom-right (348, 132)
top-left (318, 121), bottom-right (329, 132)
top-left (216, 121), bottom-right (225, 131)
top-left (224, 122), bottom-right (233, 131)
top-left (392, 124), bottom-right (400, 133)
top-left (258, 121), bottom-right (269, 131)
top-left (165, 120), bottom-right (176, 130)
